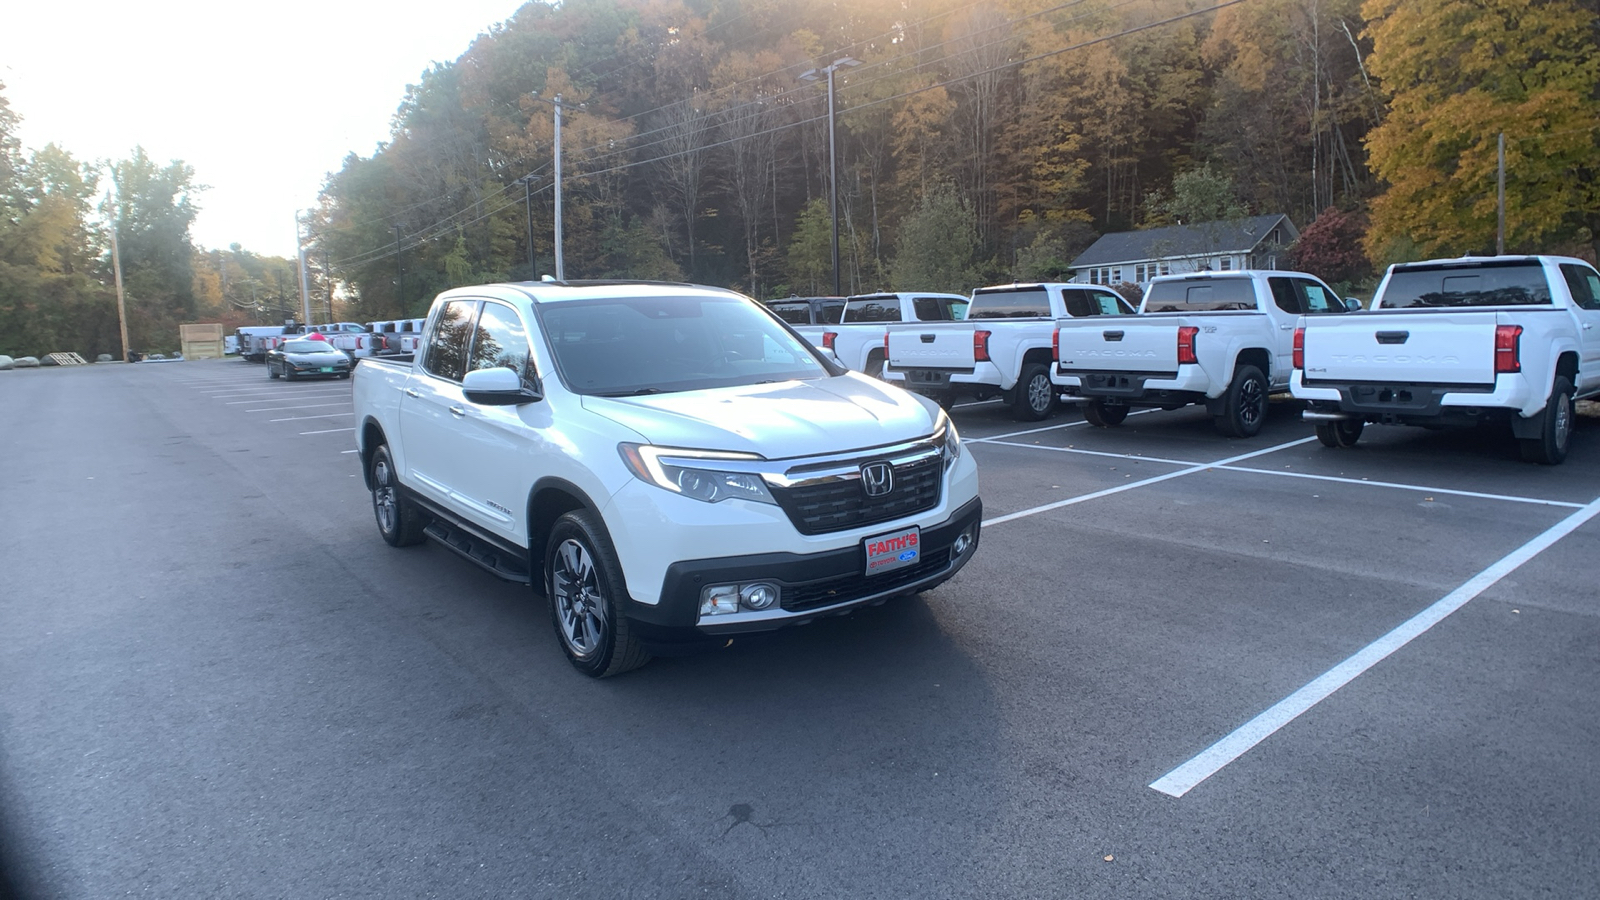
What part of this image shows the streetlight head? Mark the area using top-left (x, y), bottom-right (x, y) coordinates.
top-left (833, 57), bottom-right (861, 69)
top-left (797, 68), bottom-right (819, 82)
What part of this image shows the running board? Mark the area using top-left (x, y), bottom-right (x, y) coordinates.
top-left (423, 520), bottom-right (532, 584)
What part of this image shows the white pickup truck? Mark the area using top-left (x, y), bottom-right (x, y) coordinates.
top-left (1053, 270), bottom-right (1355, 436)
top-left (328, 318), bottom-right (427, 361)
top-left (885, 283), bottom-right (1135, 420)
top-left (351, 280), bottom-right (982, 676)
top-left (794, 292), bottom-right (969, 378)
top-left (1292, 255), bottom-right (1600, 464)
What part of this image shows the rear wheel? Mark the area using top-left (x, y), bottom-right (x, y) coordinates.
top-left (865, 354), bottom-right (887, 380)
top-left (1012, 363), bottom-right (1056, 421)
top-left (370, 444), bottom-right (427, 547)
top-left (1214, 364), bottom-right (1268, 438)
top-left (1519, 376), bottom-right (1574, 465)
top-left (1315, 419), bottom-right (1363, 448)
top-left (546, 510), bottom-right (650, 677)
top-left (1083, 400), bottom-right (1129, 428)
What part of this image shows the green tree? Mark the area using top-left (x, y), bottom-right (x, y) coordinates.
top-left (892, 186), bottom-right (979, 292)
top-left (1362, 0), bottom-right (1600, 261)
top-left (785, 198), bottom-right (833, 296)
top-left (109, 147), bottom-right (201, 351)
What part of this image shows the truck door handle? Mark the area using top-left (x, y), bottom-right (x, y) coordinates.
top-left (920, 334), bottom-right (936, 343)
top-left (1103, 331), bottom-right (1124, 341)
top-left (1376, 331), bottom-right (1409, 344)
top-left (448, 406), bottom-right (466, 417)
top-left (404, 388), bottom-right (421, 398)
top-left (1279, 324), bottom-right (1294, 331)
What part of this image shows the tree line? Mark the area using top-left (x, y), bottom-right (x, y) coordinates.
top-left (3, 0), bottom-right (1596, 359)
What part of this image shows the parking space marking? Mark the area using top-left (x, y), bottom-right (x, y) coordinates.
top-left (270, 413), bottom-right (352, 422)
top-left (1218, 466), bottom-right (1588, 510)
top-left (1149, 494), bottom-right (1600, 799)
top-left (967, 409), bottom-right (1157, 444)
top-left (980, 440), bottom-right (1201, 467)
top-left (340, 449), bottom-right (360, 454)
top-left (226, 392), bottom-right (348, 404)
top-left (247, 402), bottom-right (352, 413)
top-left (982, 437), bottom-right (1317, 528)
top-left (300, 428), bottom-right (355, 435)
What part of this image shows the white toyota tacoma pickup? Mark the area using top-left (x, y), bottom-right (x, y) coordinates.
top-left (351, 281), bottom-right (982, 676)
top-left (1292, 255), bottom-right (1600, 464)
top-left (793, 291), bottom-right (969, 378)
top-left (885, 283), bottom-right (1135, 420)
top-left (1053, 270), bottom-right (1355, 436)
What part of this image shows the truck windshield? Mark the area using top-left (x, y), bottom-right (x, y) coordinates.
top-left (1380, 262), bottom-right (1552, 308)
top-left (540, 296), bottom-right (829, 396)
top-left (969, 288), bottom-right (1050, 318)
top-left (1143, 278), bottom-right (1257, 312)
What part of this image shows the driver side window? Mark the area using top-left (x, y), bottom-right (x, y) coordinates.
top-left (423, 300), bottom-right (477, 382)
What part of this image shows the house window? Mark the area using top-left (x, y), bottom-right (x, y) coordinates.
top-left (1219, 257), bottom-right (1232, 271)
top-left (1159, 262), bottom-right (1170, 276)
top-left (1135, 263), bottom-right (1147, 282)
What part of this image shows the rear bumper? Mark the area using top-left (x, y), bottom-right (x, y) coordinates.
top-left (1291, 370), bottom-right (1534, 418)
top-left (1054, 366), bottom-right (1211, 405)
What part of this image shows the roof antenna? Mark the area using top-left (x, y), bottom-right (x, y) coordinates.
top-left (541, 274), bottom-right (557, 283)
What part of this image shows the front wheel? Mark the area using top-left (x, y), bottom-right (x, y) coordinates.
top-left (1315, 419), bottom-right (1363, 448)
top-left (370, 444), bottom-right (427, 547)
top-left (1012, 363), bottom-right (1056, 421)
top-left (268, 363), bottom-right (280, 379)
top-left (1083, 400), bottom-right (1129, 427)
top-left (1519, 376), bottom-right (1574, 465)
top-left (546, 510), bottom-right (650, 678)
top-left (1215, 364), bottom-right (1268, 438)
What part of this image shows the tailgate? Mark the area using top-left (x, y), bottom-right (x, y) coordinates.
top-left (1301, 312), bottom-right (1497, 384)
top-left (1054, 319), bottom-right (1180, 374)
top-left (887, 323), bottom-right (975, 370)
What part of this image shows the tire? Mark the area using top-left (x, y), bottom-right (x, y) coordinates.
top-left (369, 444), bottom-right (427, 547)
top-left (1083, 399), bottom-right (1129, 427)
top-left (1519, 375), bottom-right (1574, 465)
top-left (1315, 419), bottom-right (1363, 448)
top-left (546, 510), bottom-right (650, 677)
top-left (268, 362), bottom-right (280, 379)
top-left (1012, 363), bottom-right (1056, 421)
top-left (339, 372), bottom-right (351, 379)
top-left (865, 354), bottom-right (887, 380)
top-left (284, 366), bottom-right (296, 381)
top-left (1214, 364), bottom-right (1268, 438)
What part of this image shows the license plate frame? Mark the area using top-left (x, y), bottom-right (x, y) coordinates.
top-left (320, 366), bottom-right (334, 373)
top-left (864, 525), bottom-right (921, 577)
top-left (908, 370), bottom-right (950, 387)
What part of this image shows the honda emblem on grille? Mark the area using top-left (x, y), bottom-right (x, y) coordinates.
top-left (861, 462), bottom-right (894, 498)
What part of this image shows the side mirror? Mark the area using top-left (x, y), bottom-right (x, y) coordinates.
top-left (463, 366), bottom-right (542, 405)
top-left (1344, 297), bottom-right (1364, 311)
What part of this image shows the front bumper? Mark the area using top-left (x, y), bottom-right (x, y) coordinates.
top-left (622, 496), bottom-right (982, 638)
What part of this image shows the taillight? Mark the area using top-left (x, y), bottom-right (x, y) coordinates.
top-left (974, 330), bottom-right (992, 363)
top-left (1292, 327), bottom-right (1305, 370)
top-left (1052, 327), bottom-right (1060, 362)
top-left (883, 332), bottom-right (889, 352)
top-left (1494, 324), bottom-right (1522, 374)
top-left (356, 337), bottom-right (364, 350)
top-left (1177, 326), bottom-right (1199, 365)
top-left (822, 331), bottom-right (837, 350)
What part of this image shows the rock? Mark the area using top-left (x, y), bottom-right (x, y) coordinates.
top-left (0, 355), bottom-right (13, 370)
top-left (96, 353), bottom-right (113, 362)
top-left (13, 356), bottom-right (40, 368)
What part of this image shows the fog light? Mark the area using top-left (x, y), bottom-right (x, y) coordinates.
top-left (699, 585), bottom-right (741, 616)
top-left (739, 583), bottom-right (778, 611)
top-left (952, 526), bottom-right (975, 558)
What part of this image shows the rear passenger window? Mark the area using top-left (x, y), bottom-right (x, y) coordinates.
top-left (423, 300), bottom-right (477, 382)
top-left (1269, 278), bottom-right (1301, 314)
top-left (1560, 264), bottom-right (1600, 311)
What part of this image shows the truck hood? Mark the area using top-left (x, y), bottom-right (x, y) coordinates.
top-left (580, 374), bottom-right (939, 459)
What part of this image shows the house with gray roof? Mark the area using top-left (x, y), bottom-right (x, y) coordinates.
top-left (1070, 214), bottom-right (1298, 287)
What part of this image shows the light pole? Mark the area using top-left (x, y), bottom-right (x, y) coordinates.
top-left (799, 57), bottom-right (860, 296)
top-left (295, 209), bottom-right (313, 326)
top-left (518, 174), bottom-right (540, 278)
top-left (528, 94), bottom-right (585, 281)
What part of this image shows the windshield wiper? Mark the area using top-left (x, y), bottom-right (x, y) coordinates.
top-left (597, 387), bottom-right (665, 397)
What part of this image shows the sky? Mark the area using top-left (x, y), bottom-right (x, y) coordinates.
top-left (1, 1), bottom-right (529, 258)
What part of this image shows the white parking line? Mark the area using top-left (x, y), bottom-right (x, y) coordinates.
top-left (247, 402), bottom-right (352, 413)
top-left (1217, 466), bottom-right (1588, 510)
top-left (226, 392), bottom-right (348, 404)
top-left (968, 409), bottom-right (1157, 444)
top-left (340, 449), bottom-right (360, 454)
top-left (270, 413), bottom-right (351, 422)
top-left (300, 427), bottom-right (355, 435)
top-left (1150, 494), bottom-right (1600, 798)
top-left (979, 440), bottom-right (1200, 467)
top-left (982, 437), bottom-right (1317, 528)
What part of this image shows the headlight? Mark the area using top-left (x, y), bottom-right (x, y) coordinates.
top-left (935, 411), bottom-right (962, 468)
top-left (618, 444), bottom-right (777, 505)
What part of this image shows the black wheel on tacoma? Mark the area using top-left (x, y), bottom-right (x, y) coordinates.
top-left (370, 444), bottom-right (427, 547)
top-left (865, 354), bottom-right (887, 380)
top-left (1519, 375), bottom-right (1574, 465)
top-left (1012, 363), bottom-right (1056, 421)
top-left (1083, 399), bottom-right (1128, 427)
top-left (546, 510), bottom-right (650, 677)
top-left (1215, 364), bottom-right (1268, 438)
top-left (1315, 419), bottom-right (1363, 448)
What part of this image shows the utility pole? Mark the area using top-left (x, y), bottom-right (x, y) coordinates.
top-left (324, 247), bottom-right (333, 323)
top-left (554, 94), bottom-right (565, 281)
top-left (798, 57), bottom-right (861, 295)
top-left (1496, 132), bottom-right (1506, 255)
top-left (523, 175), bottom-right (537, 278)
top-left (296, 211), bottom-right (313, 325)
top-left (394, 223), bottom-right (405, 310)
top-left (107, 190), bottom-right (131, 361)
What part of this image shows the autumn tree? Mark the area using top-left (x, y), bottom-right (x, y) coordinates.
top-left (1289, 206), bottom-right (1372, 288)
top-left (1362, 0), bottom-right (1600, 261)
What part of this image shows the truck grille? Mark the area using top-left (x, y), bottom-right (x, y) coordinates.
top-left (771, 455), bottom-right (943, 536)
top-left (782, 548), bottom-right (953, 612)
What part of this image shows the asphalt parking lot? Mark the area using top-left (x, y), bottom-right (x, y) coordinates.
top-left (2, 359), bottom-right (1596, 899)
